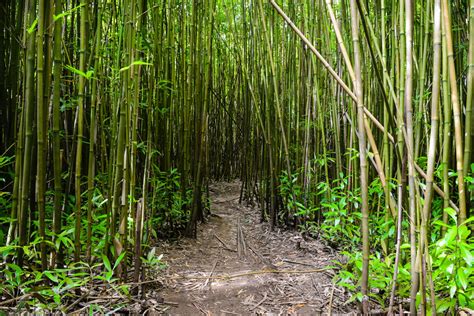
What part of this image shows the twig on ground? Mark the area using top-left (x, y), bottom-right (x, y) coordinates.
top-left (310, 275), bottom-right (319, 292)
top-left (247, 243), bottom-right (266, 263)
top-left (237, 218), bottom-right (247, 257)
top-left (328, 284), bottom-right (335, 316)
top-left (278, 301), bottom-right (307, 305)
top-left (221, 309), bottom-right (240, 315)
top-left (0, 293), bottom-right (32, 306)
top-left (192, 302), bottom-right (208, 315)
top-left (213, 234), bottom-right (236, 252)
top-left (203, 260), bottom-right (218, 288)
top-left (64, 290), bottom-right (90, 313)
top-left (250, 293), bottom-right (268, 311)
top-left (282, 259), bottom-right (317, 267)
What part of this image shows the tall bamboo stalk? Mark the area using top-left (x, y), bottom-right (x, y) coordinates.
top-left (36, 0), bottom-right (47, 271)
top-left (349, 1), bottom-right (370, 312)
top-left (74, 0), bottom-right (88, 262)
top-left (18, 0), bottom-right (36, 266)
top-left (51, 0), bottom-right (63, 268)
top-left (442, 0), bottom-right (466, 222)
top-left (418, 0), bottom-right (442, 312)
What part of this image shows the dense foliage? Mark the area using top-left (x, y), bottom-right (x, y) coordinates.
top-left (0, 0), bottom-right (473, 313)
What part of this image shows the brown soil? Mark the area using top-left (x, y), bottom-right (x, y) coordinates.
top-left (153, 181), bottom-right (356, 315)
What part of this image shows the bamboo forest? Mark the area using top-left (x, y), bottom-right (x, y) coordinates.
top-left (1, 0), bottom-right (474, 314)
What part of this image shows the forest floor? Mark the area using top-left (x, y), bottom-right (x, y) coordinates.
top-left (151, 181), bottom-right (356, 315)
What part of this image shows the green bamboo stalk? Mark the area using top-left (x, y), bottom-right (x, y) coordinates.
top-left (36, 0), bottom-right (47, 271)
top-left (464, 0), bottom-right (474, 177)
top-left (403, 0), bottom-right (420, 312)
top-left (418, 0), bottom-right (441, 312)
top-left (441, 13), bottom-right (452, 230)
top-left (74, 0), bottom-right (88, 262)
top-left (349, 1), bottom-right (370, 312)
top-left (18, 0), bottom-right (36, 266)
top-left (442, 0), bottom-right (466, 222)
top-left (86, 3), bottom-right (102, 263)
top-left (51, 0), bottom-right (63, 267)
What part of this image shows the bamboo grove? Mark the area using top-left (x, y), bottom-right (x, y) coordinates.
top-left (0, 0), bottom-right (473, 313)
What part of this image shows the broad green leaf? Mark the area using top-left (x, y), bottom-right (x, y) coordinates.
top-left (54, 294), bottom-right (61, 305)
top-left (7, 263), bottom-right (22, 275)
top-left (457, 269), bottom-right (468, 290)
top-left (105, 270), bottom-right (114, 282)
top-left (459, 244), bottom-right (474, 266)
top-left (113, 252), bottom-right (126, 270)
top-left (444, 207), bottom-right (457, 223)
top-left (461, 216), bottom-right (474, 227)
top-left (459, 225), bottom-right (470, 240)
top-left (102, 255), bottom-right (111, 272)
top-left (444, 226), bottom-right (457, 245)
top-left (148, 247), bottom-right (156, 261)
top-left (446, 263), bottom-right (454, 275)
top-left (436, 299), bottom-right (454, 313)
top-left (450, 284), bottom-right (457, 298)
top-left (433, 220), bottom-right (450, 228)
top-left (44, 271), bottom-right (58, 283)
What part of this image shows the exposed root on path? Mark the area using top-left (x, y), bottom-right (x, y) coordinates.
top-left (150, 181), bottom-right (356, 315)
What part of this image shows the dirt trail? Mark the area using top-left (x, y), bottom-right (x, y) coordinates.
top-left (157, 181), bottom-right (354, 315)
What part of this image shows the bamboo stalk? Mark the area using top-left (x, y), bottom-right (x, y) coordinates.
top-left (442, 0), bottom-right (467, 222)
top-left (349, 1), bottom-right (370, 312)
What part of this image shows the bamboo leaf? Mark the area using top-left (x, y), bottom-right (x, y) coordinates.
top-left (44, 271), bottom-right (58, 283)
top-left (64, 65), bottom-right (94, 79)
top-left (113, 252), bottom-right (126, 270)
top-left (53, 4), bottom-right (86, 21)
top-left (64, 65), bottom-right (87, 77)
top-left (102, 255), bottom-right (112, 272)
top-left (119, 60), bottom-right (152, 72)
top-left (27, 18), bottom-right (38, 34)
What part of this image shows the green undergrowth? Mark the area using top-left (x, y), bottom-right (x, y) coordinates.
top-left (0, 166), bottom-right (190, 312)
top-left (0, 225), bottom-right (166, 313)
top-left (278, 163), bottom-right (474, 314)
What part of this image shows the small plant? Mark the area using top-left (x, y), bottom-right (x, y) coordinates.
top-left (319, 173), bottom-right (361, 249)
top-left (150, 167), bottom-right (192, 237)
top-left (431, 209), bottom-right (474, 313)
top-left (141, 247), bottom-right (166, 280)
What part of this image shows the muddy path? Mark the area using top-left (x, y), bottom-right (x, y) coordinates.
top-left (156, 181), bottom-right (354, 315)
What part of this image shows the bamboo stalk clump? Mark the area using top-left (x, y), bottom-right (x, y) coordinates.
top-left (0, 0), bottom-right (472, 313)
